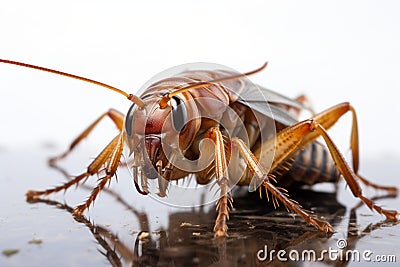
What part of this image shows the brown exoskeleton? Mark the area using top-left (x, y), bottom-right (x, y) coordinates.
top-left (1, 59), bottom-right (398, 237)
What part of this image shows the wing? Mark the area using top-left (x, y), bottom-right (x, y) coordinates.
top-left (243, 100), bottom-right (299, 126)
top-left (234, 82), bottom-right (311, 126)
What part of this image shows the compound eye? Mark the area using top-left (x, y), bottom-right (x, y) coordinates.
top-left (125, 103), bottom-right (136, 137)
top-left (170, 96), bottom-right (187, 132)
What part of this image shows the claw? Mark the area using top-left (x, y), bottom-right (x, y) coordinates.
top-left (26, 190), bottom-right (40, 200)
top-left (384, 210), bottom-right (399, 220)
top-left (214, 229), bottom-right (228, 238)
top-left (308, 216), bottom-right (335, 234)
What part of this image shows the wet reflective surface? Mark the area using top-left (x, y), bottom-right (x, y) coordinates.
top-left (1, 147), bottom-right (399, 266)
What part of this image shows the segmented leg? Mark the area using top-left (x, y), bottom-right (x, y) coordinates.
top-left (254, 103), bottom-right (357, 177)
top-left (48, 109), bottom-right (124, 165)
top-left (233, 138), bottom-right (334, 233)
top-left (255, 103), bottom-right (398, 221)
top-left (73, 132), bottom-right (125, 215)
top-left (298, 102), bottom-right (360, 173)
top-left (26, 133), bottom-right (123, 209)
top-left (206, 127), bottom-right (232, 237)
top-left (315, 124), bottom-right (398, 219)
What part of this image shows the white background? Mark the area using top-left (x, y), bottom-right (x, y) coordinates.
top-left (1, 0), bottom-right (399, 163)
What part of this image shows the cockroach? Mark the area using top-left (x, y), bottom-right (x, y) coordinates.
top-left (0, 58), bottom-right (398, 237)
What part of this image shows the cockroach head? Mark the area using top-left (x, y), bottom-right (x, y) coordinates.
top-left (124, 92), bottom-right (194, 155)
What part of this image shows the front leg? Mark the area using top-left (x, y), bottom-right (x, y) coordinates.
top-left (206, 127), bottom-right (232, 237)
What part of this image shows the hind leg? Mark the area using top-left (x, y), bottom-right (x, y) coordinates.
top-left (256, 103), bottom-right (398, 220)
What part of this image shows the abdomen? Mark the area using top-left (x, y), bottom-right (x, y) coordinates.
top-left (273, 141), bottom-right (340, 187)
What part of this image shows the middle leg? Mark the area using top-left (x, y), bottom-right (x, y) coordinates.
top-left (233, 137), bottom-right (334, 233)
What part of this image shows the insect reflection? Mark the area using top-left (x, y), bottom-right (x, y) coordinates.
top-left (26, 174), bottom-right (398, 267)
